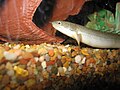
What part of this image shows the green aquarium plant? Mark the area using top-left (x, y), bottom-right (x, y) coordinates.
top-left (86, 2), bottom-right (120, 34)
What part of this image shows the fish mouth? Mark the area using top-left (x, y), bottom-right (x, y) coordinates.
top-left (32, 0), bottom-right (55, 28)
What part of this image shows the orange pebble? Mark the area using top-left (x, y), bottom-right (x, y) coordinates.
top-left (89, 58), bottom-right (96, 63)
top-left (48, 50), bottom-right (54, 57)
top-left (73, 47), bottom-right (80, 51)
top-left (19, 58), bottom-right (29, 65)
top-left (46, 61), bottom-right (55, 66)
top-left (81, 49), bottom-right (89, 56)
top-left (30, 58), bottom-right (36, 64)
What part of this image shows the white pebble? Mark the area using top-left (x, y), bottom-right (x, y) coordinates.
top-left (75, 55), bottom-right (81, 63)
top-left (25, 45), bottom-right (30, 48)
top-left (13, 44), bottom-right (20, 49)
top-left (65, 44), bottom-right (70, 47)
top-left (62, 48), bottom-right (68, 52)
top-left (57, 55), bottom-right (61, 59)
top-left (58, 67), bottom-right (64, 73)
top-left (39, 77), bottom-right (43, 82)
top-left (34, 57), bottom-right (39, 62)
top-left (81, 57), bottom-right (86, 64)
top-left (39, 55), bottom-right (45, 62)
top-left (68, 66), bottom-right (72, 71)
top-left (4, 51), bottom-right (18, 61)
top-left (44, 54), bottom-right (50, 61)
top-left (41, 61), bottom-right (47, 69)
top-left (57, 72), bottom-right (60, 76)
top-left (63, 67), bottom-right (67, 73)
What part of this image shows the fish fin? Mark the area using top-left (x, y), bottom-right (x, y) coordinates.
top-left (73, 32), bottom-right (81, 46)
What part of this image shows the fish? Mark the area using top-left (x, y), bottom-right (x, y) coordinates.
top-left (52, 21), bottom-right (120, 48)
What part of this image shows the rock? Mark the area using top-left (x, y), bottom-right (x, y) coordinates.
top-left (0, 47), bottom-right (5, 60)
top-left (24, 79), bottom-right (36, 88)
top-left (63, 61), bottom-right (69, 68)
top-left (39, 55), bottom-right (45, 62)
top-left (6, 62), bottom-right (13, 70)
top-left (48, 49), bottom-right (55, 57)
top-left (2, 75), bottom-right (10, 86)
top-left (45, 54), bottom-right (50, 62)
top-left (13, 44), bottom-right (20, 49)
top-left (75, 55), bottom-right (82, 64)
top-left (38, 48), bottom-right (48, 55)
top-left (68, 66), bottom-right (72, 71)
top-left (22, 52), bottom-right (33, 59)
top-left (58, 67), bottom-right (64, 76)
top-left (41, 61), bottom-right (47, 69)
top-left (81, 57), bottom-right (86, 64)
top-left (7, 69), bottom-right (15, 76)
top-left (14, 66), bottom-right (28, 77)
top-left (42, 70), bottom-right (49, 79)
top-left (51, 66), bottom-right (58, 75)
top-left (34, 57), bottom-right (39, 62)
top-left (4, 51), bottom-right (18, 61)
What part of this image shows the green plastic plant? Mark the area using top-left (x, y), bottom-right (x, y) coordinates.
top-left (85, 3), bottom-right (120, 34)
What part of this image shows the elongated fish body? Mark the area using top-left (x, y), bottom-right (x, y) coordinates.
top-left (52, 21), bottom-right (120, 48)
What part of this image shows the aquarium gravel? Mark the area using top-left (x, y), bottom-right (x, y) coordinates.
top-left (0, 43), bottom-right (120, 90)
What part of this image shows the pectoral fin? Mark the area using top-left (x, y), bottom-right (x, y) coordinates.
top-left (73, 32), bottom-right (81, 45)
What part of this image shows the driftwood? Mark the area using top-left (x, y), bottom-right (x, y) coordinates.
top-left (0, 0), bottom-right (85, 44)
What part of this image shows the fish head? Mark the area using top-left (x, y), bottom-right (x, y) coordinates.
top-left (52, 21), bottom-right (81, 45)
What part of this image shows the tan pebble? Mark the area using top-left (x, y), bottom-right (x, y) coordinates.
top-left (4, 46), bottom-right (10, 51)
top-left (0, 64), bottom-right (5, 70)
top-left (16, 85), bottom-right (26, 90)
top-left (63, 61), bottom-right (69, 68)
top-left (24, 79), bottom-right (36, 88)
top-left (72, 51), bottom-right (78, 57)
top-left (2, 75), bottom-right (10, 85)
top-left (76, 67), bottom-right (81, 74)
top-left (42, 70), bottom-right (49, 79)
top-left (0, 47), bottom-right (5, 60)
top-left (38, 48), bottom-right (48, 55)
top-left (0, 75), bottom-right (3, 81)
top-left (7, 69), bottom-right (15, 76)
top-left (61, 56), bottom-right (66, 64)
top-left (31, 51), bottom-right (39, 57)
top-left (9, 81), bottom-right (18, 89)
top-left (6, 62), bottom-right (13, 70)
top-left (3, 86), bottom-right (11, 90)
top-left (22, 52), bottom-right (33, 59)
top-left (50, 55), bottom-right (57, 61)
top-left (58, 67), bottom-right (64, 76)
top-left (66, 57), bottom-right (72, 62)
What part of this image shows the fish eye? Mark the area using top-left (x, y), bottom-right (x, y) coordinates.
top-left (57, 21), bottom-right (61, 24)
